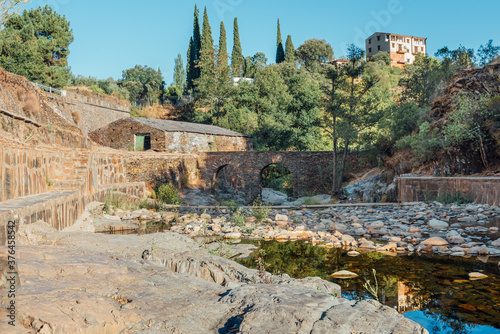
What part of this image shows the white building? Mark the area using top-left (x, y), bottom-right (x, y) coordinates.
top-left (366, 32), bottom-right (427, 68)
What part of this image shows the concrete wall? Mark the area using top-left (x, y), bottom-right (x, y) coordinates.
top-left (398, 177), bottom-right (500, 206)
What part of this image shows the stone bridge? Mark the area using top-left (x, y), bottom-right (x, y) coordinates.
top-left (199, 151), bottom-right (335, 202)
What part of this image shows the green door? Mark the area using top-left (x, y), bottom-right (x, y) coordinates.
top-left (135, 135), bottom-right (145, 151)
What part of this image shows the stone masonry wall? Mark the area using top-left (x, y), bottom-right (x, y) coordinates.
top-left (0, 183), bottom-right (144, 245)
top-left (90, 118), bottom-right (253, 153)
top-left (44, 91), bottom-right (130, 135)
top-left (398, 177), bottom-right (500, 206)
top-left (90, 118), bottom-right (166, 152)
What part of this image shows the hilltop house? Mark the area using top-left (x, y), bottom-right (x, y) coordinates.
top-left (366, 32), bottom-right (427, 68)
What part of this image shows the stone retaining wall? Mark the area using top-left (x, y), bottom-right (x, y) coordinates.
top-left (45, 91), bottom-right (130, 135)
top-left (0, 182), bottom-right (145, 245)
top-left (397, 177), bottom-right (500, 206)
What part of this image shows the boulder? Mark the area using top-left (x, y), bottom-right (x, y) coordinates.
top-left (428, 219), bottom-right (448, 230)
top-left (491, 238), bottom-right (500, 247)
top-left (468, 272), bottom-right (488, 280)
top-left (421, 237), bottom-right (449, 246)
top-left (275, 214), bottom-right (289, 222)
top-left (446, 230), bottom-right (466, 244)
top-left (262, 188), bottom-right (288, 205)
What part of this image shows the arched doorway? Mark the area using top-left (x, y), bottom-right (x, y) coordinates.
top-left (261, 163), bottom-right (293, 197)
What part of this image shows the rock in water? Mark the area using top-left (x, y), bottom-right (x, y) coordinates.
top-left (331, 270), bottom-right (358, 278)
top-left (468, 272), bottom-right (488, 280)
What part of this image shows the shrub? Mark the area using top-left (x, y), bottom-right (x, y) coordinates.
top-left (395, 122), bottom-right (443, 163)
top-left (22, 92), bottom-right (40, 115)
top-left (231, 208), bottom-right (246, 227)
top-left (156, 183), bottom-right (181, 205)
top-left (71, 111), bottom-right (82, 124)
top-left (251, 196), bottom-right (271, 223)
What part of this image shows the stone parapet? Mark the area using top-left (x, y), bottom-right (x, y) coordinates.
top-left (397, 176), bottom-right (500, 206)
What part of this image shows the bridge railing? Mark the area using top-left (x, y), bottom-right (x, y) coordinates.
top-left (30, 81), bottom-right (67, 96)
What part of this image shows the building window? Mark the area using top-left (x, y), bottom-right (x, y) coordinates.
top-left (377, 45), bottom-right (381, 51)
top-left (392, 43), bottom-right (395, 48)
top-left (369, 38), bottom-right (371, 44)
top-left (377, 36), bottom-right (380, 41)
top-left (368, 47), bottom-right (372, 53)
top-left (407, 39), bottom-right (410, 43)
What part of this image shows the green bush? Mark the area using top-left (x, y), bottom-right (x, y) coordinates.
top-left (395, 122), bottom-right (443, 162)
top-left (231, 208), bottom-right (246, 227)
top-left (251, 196), bottom-right (271, 223)
top-left (156, 183), bottom-right (181, 205)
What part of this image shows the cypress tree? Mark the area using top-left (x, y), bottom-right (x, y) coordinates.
top-left (231, 17), bottom-right (244, 77)
top-left (285, 35), bottom-right (295, 63)
top-left (218, 21), bottom-right (230, 87)
top-left (186, 5), bottom-right (201, 91)
top-left (196, 6), bottom-right (216, 97)
top-left (276, 19), bottom-right (285, 63)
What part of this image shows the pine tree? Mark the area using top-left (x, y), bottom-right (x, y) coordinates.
top-left (231, 17), bottom-right (244, 77)
top-left (285, 35), bottom-right (295, 63)
top-left (196, 7), bottom-right (216, 97)
top-left (276, 19), bottom-right (285, 63)
top-left (217, 21), bottom-right (230, 87)
top-left (186, 5), bottom-right (201, 91)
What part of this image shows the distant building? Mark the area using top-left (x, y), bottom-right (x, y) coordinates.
top-left (232, 77), bottom-right (255, 86)
top-left (90, 118), bottom-right (253, 153)
top-left (366, 32), bottom-right (427, 68)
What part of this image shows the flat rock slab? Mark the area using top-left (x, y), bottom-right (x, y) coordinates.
top-left (0, 223), bottom-right (427, 334)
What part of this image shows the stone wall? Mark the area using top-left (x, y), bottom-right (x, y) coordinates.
top-left (90, 118), bottom-right (166, 152)
top-left (397, 177), bottom-right (500, 206)
top-left (0, 183), bottom-right (144, 245)
top-left (90, 118), bottom-right (253, 153)
top-left (44, 91), bottom-right (130, 135)
top-left (165, 132), bottom-right (252, 153)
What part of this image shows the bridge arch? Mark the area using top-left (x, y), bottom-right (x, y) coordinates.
top-left (260, 163), bottom-right (294, 198)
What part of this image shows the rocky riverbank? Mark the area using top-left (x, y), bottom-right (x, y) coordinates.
top-left (103, 202), bottom-right (500, 260)
top-left (0, 217), bottom-right (427, 334)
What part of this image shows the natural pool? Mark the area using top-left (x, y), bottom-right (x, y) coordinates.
top-left (236, 240), bottom-right (500, 334)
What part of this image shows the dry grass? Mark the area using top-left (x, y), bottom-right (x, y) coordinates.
top-left (16, 86), bottom-right (27, 102)
top-left (22, 92), bottom-right (40, 115)
top-left (71, 111), bottom-right (82, 124)
top-left (141, 104), bottom-right (180, 119)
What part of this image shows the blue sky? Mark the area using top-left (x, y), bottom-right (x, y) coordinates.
top-left (28, 0), bottom-right (500, 83)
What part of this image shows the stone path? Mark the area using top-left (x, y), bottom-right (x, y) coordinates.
top-left (0, 191), bottom-right (75, 214)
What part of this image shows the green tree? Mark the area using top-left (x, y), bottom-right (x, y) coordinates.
top-left (399, 55), bottom-right (442, 107)
top-left (196, 7), bottom-right (215, 97)
top-left (324, 44), bottom-right (376, 193)
top-left (120, 65), bottom-right (164, 106)
top-left (217, 21), bottom-right (230, 89)
top-left (244, 52), bottom-right (267, 78)
top-left (435, 45), bottom-right (476, 69)
top-left (443, 93), bottom-right (497, 168)
top-left (478, 40), bottom-right (500, 66)
top-left (231, 17), bottom-right (244, 77)
top-left (276, 19), bottom-right (285, 64)
top-left (173, 53), bottom-right (186, 96)
top-left (296, 39), bottom-right (334, 72)
top-left (0, 5), bottom-right (73, 88)
top-left (186, 5), bottom-right (201, 92)
top-left (285, 35), bottom-right (295, 64)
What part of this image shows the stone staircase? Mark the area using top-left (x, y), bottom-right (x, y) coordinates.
top-left (53, 151), bottom-right (90, 192)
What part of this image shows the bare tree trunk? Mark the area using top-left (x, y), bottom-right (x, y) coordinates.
top-left (479, 134), bottom-right (489, 169)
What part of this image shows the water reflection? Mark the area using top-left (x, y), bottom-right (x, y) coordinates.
top-left (236, 240), bottom-right (500, 333)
